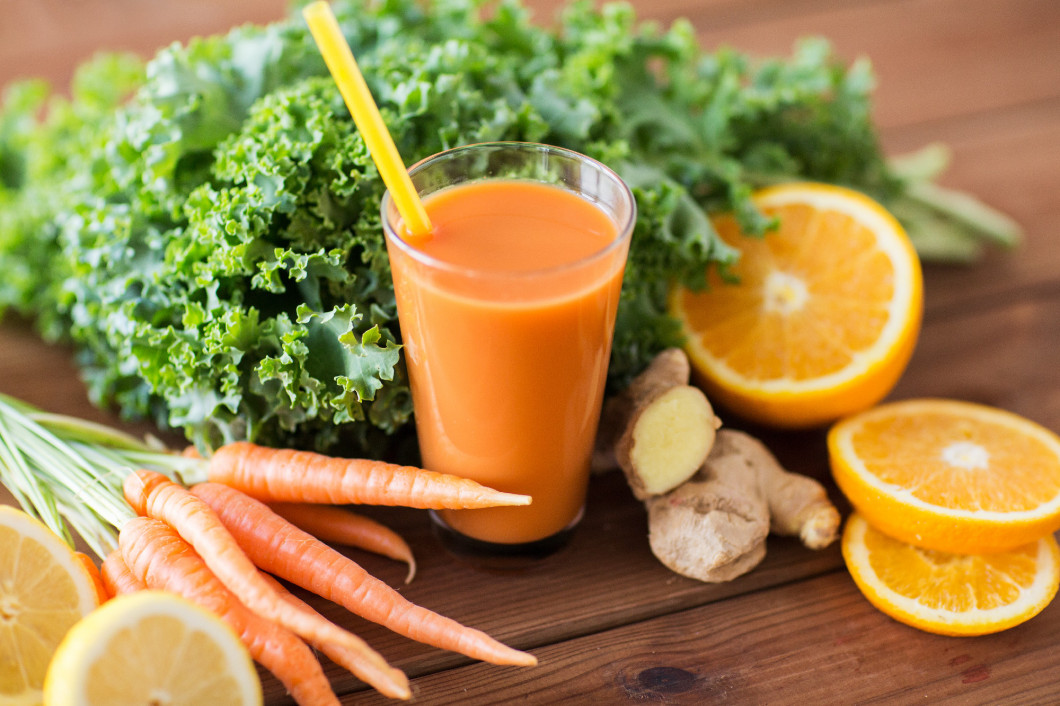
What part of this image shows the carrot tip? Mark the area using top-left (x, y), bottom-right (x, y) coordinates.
top-left (495, 492), bottom-right (532, 507)
top-left (384, 671), bottom-right (413, 701)
top-left (511, 650), bottom-right (538, 667)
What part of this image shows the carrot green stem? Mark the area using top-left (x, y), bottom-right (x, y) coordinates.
top-left (0, 393), bottom-right (202, 555)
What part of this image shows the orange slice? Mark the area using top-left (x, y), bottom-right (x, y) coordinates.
top-left (842, 512), bottom-right (1059, 636)
top-left (829, 398), bottom-right (1060, 554)
top-left (670, 182), bottom-right (923, 428)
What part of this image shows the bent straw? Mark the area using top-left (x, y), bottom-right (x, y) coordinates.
top-left (303, 1), bottom-right (433, 239)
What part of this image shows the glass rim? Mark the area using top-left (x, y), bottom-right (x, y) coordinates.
top-left (381, 141), bottom-right (636, 281)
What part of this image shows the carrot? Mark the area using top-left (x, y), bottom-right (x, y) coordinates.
top-left (119, 516), bottom-right (341, 706)
top-left (192, 482), bottom-right (538, 667)
top-left (103, 547), bottom-right (404, 701)
top-left (208, 441), bottom-right (532, 509)
top-left (122, 469), bottom-right (366, 657)
top-left (100, 550), bottom-right (146, 597)
top-left (75, 551), bottom-right (109, 604)
top-left (268, 502), bottom-right (417, 583)
top-left (258, 570), bottom-right (411, 701)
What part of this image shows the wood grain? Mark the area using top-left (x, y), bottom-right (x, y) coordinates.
top-left (0, 0), bottom-right (290, 90)
top-left (343, 571), bottom-right (1060, 705)
top-left (1, 0), bottom-right (1058, 703)
top-left (693, 0), bottom-right (1060, 130)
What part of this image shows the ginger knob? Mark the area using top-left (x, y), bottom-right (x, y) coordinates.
top-left (647, 429), bottom-right (840, 583)
top-left (596, 348), bottom-right (840, 584)
top-left (594, 348), bottom-right (720, 500)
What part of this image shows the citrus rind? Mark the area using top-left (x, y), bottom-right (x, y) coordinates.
top-left (672, 182), bottom-right (923, 428)
top-left (829, 399), bottom-right (1060, 554)
top-left (842, 513), bottom-right (1060, 636)
top-left (43, 590), bottom-right (262, 706)
top-left (0, 506), bottom-right (99, 704)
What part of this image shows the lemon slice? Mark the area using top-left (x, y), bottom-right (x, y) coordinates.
top-left (43, 590), bottom-right (262, 705)
top-left (829, 398), bottom-right (1060, 553)
top-left (842, 513), bottom-right (1060, 636)
top-left (670, 182), bottom-right (923, 428)
top-left (0, 505), bottom-right (100, 705)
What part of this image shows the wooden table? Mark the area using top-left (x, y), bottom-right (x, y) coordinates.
top-left (2, 0), bottom-right (1058, 703)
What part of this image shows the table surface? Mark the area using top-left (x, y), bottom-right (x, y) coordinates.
top-left (3, 0), bottom-right (1059, 703)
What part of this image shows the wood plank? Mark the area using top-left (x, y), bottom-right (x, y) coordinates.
top-left (268, 294), bottom-right (1060, 702)
top-left (885, 98), bottom-right (1060, 223)
top-left (9, 0), bottom-right (1058, 132)
top-left (0, 309), bottom-right (839, 703)
top-left (261, 469), bottom-right (846, 702)
top-left (889, 100), bottom-right (1060, 317)
top-left (302, 293), bottom-right (1060, 702)
top-left (0, 321), bottom-right (844, 704)
top-left (0, 316), bottom-right (135, 426)
top-left (2, 1), bottom-right (1057, 704)
top-left (894, 291), bottom-right (1060, 430)
top-left (689, 0), bottom-right (1060, 131)
top-left (522, 0), bottom-right (931, 36)
top-left (342, 569), bottom-right (1060, 705)
top-left (0, 0), bottom-right (290, 89)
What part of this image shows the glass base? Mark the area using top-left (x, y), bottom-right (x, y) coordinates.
top-left (429, 507), bottom-right (583, 570)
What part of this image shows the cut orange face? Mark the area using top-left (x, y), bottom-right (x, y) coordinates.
top-left (842, 513), bottom-right (1060, 636)
top-left (670, 182), bottom-right (923, 428)
top-left (830, 398), bottom-right (1060, 554)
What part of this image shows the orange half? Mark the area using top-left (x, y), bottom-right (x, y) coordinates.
top-left (670, 182), bottom-right (923, 428)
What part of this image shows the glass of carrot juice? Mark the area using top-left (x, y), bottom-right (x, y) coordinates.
top-left (382, 142), bottom-right (635, 554)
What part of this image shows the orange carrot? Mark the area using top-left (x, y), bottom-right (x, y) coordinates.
top-left (258, 570), bottom-right (411, 701)
top-left (75, 551), bottom-right (109, 604)
top-left (119, 516), bottom-right (341, 706)
top-left (102, 544), bottom-right (409, 700)
top-left (208, 441), bottom-right (531, 509)
top-left (122, 469), bottom-right (365, 656)
top-left (192, 482), bottom-right (537, 667)
top-left (268, 502), bottom-right (417, 583)
top-left (100, 550), bottom-right (146, 597)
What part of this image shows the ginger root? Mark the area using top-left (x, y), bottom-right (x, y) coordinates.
top-left (646, 429), bottom-right (840, 582)
top-left (594, 348), bottom-right (840, 583)
top-left (592, 348), bottom-right (720, 500)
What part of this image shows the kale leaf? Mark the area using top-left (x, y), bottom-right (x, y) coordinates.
top-left (0, 0), bottom-right (1018, 457)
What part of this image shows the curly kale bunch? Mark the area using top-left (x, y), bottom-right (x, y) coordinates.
top-left (0, 0), bottom-right (1014, 457)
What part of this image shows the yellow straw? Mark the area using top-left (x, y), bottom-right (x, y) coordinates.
top-left (302, 1), bottom-right (433, 239)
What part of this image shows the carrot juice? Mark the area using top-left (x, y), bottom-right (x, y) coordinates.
top-left (383, 143), bottom-right (635, 548)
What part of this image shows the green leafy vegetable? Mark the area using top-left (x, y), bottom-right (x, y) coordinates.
top-left (0, 0), bottom-right (1019, 459)
top-left (0, 393), bottom-right (204, 555)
